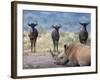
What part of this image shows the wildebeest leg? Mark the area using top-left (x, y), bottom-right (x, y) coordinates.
top-left (33, 39), bottom-right (36, 53)
top-left (81, 40), bottom-right (87, 44)
top-left (57, 41), bottom-right (58, 52)
top-left (54, 41), bottom-right (57, 52)
top-left (31, 40), bottom-right (33, 52)
top-left (53, 41), bottom-right (56, 52)
top-left (84, 40), bottom-right (87, 44)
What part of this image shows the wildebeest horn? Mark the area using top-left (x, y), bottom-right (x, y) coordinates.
top-left (79, 22), bottom-right (89, 26)
top-left (35, 20), bottom-right (38, 25)
top-left (51, 25), bottom-right (55, 28)
top-left (28, 23), bottom-right (30, 26)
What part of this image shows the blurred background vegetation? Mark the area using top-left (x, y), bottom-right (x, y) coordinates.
top-left (23, 26), bottom-right (91, 53)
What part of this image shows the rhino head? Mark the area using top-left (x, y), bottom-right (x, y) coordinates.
top-left (50, 46), bottom-right (69, 65)
top-left (50, 43), bottom-right (89, 67)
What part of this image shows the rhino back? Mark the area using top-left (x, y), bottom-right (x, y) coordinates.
top-left (76, 45), bottom-right (91, 66)
top-left (65, 43), bottom-right (90, 66)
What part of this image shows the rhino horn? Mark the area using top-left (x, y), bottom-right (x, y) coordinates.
top-left (50, 49), bottom-right (60, 60)
top-left (50, 49), bottom-right (56, 57)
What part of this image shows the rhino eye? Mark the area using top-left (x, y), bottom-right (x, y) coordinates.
top-left (60, 56), bottom-right (63, 59)
top-left (67, 59), bottom-right (69, 63)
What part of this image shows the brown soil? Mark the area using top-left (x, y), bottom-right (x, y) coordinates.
top-left (23, 50), bottom-right (64, 69)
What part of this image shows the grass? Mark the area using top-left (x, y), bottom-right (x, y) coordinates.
top-left (23, 32), bottom-right (91, 53)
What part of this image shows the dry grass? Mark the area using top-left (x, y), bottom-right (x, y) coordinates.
top-left (23, 32), bottom-right (91, 53)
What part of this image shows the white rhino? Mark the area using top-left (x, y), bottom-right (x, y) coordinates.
top-left (50, 43), bottom-right (91, 67)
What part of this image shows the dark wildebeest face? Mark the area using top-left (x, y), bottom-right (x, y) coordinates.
top-left (79, 22), bottom-right (89, 30)
top-left (28, 22), bottom-right (38, 28)
top-left (51, 24), bottom-right (62, 52)
top-left (28, 21), bottom-right (38, 53)
top-left (79, 22), bottom-right (89, 44)
top-left (52, 24), bottom-right (61, 31)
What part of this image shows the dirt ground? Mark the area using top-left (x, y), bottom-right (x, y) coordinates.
top-left (23, 50), bottom-right (64, 69)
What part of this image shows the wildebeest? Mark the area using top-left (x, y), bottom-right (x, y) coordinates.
top-left (79, 22), bottom-right (89, 44)
top-left (50, 43), bottom-right (91, 66)
top-left (28, 22), bottom-right (38, 53)
top-left (51, 24), bottom-right (61, 52)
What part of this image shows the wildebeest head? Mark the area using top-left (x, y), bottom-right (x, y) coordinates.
top-left (52, 24), bottom-right (61, 31)
top-left (79, 22), bottom-right (89, 30)
top-left (28, 21), bottom-right (38, 28)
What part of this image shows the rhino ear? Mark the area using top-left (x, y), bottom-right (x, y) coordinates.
top-left (64, 44), bottom-right (68, 49)
top-left (64, 45), bottom-right (66, 48)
